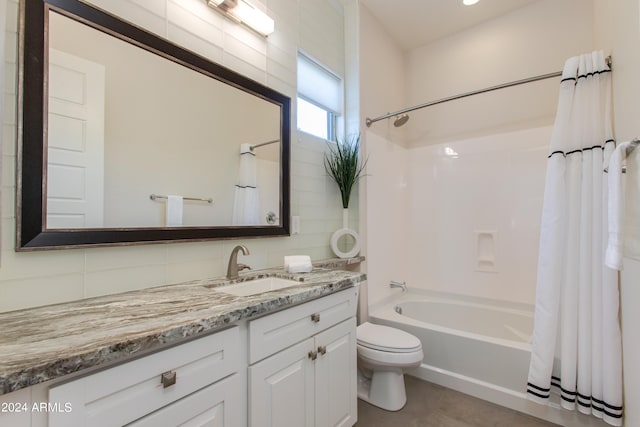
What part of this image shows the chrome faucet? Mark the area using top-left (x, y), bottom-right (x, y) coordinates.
top-left (227, 245), bottom-right (251, 280)
top-left (390, 280), bottom-right (407, 292)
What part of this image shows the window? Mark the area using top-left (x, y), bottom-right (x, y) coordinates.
top-left (297, 97), bottom-right (334, 140)
top-left (297, 52), bottom-right (342, 141)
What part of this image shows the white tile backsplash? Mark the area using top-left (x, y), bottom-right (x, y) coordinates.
top-left (0, 250), bottom-right (85, 281)
top-left (224, 32), bottom-right (267, 71)
top-left (167, 1), bottom-right (225, 50)
top-left (84, 245), bottom-right (167, 272)
top-left (1, 153), bottom-right (13, 187)
top-left (167, 22), bottom-right (225, 62)
top-left (94, 0), bottom-right (169, 36)
top-left (4, 0), bottom-right (18, 33)
top-left (3, 62), bottom-right (16, 100)
top-left (84, 265), bottom-right (167, 298)
top-left (166, 259), bottom-right (222, 285)
top-left (2, 124), bottom-right (16, 156)
top-left (132, 0), bottom-right (167, 18)
top-left (0, 273), bottom-right (85, 312)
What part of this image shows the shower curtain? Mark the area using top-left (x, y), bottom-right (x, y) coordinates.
top-left (527, 51), bottom-right (623, 426)
top-left (232, 143), bottom-right (260, 225)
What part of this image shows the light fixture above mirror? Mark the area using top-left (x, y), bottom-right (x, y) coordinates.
top-left (207, 0), bottom-right (275, 37)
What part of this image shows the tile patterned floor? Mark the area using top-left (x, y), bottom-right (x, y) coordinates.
top-left (355, 376), bottom-right (560, 427)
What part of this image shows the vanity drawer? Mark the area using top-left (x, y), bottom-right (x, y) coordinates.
top-left (49, 326), bottom-right (240, 427)
top-left (127, 373), bottom-right (243, 427)
top-left (248, 288), bottom-right (358, 364)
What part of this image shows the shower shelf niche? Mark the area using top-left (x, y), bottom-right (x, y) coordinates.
top-left (475, 230), bottom-right (498, 273)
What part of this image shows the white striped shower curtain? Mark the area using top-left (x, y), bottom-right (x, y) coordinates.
top-left (527, 51), bottom-right (624, 426)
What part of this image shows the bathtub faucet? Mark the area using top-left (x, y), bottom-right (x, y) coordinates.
top-left (390, 281), bottom-right (407, 292)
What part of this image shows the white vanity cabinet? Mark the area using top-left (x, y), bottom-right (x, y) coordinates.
top-left (0, 284), bottom-right (362, 427)
top-left (48, 326), bottom-right (244, 427)
top-left (248, 288), bottom-right (358, 427)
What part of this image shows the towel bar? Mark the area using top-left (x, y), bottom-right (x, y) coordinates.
top-left (150, 194), bottom-right (213, 203)
top-left (604, 139), bottom-right (638, 173)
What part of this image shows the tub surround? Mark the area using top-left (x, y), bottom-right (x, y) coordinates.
top-left (0, 259), bottom-right (365, 395)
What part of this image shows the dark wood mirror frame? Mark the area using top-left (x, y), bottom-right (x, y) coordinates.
top-left (17, 0), bottom-right (291, 250)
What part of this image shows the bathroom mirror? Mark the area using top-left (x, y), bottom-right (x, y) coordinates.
top-left (17, 0), bottom-right (290, 249)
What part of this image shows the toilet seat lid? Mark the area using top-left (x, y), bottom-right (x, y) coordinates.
top-left (357, 322), bottom-right (422, 353)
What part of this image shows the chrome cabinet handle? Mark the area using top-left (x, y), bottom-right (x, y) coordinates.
top-left (310, 313), bottom-right (320, 323)
top-left (318, 345), bottom-right (326, 356)
top-left (161, 371), bottom-right (177, 388)
top-left (308, 350), bottom-right (318, 361)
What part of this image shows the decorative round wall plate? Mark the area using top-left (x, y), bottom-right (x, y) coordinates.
top-left (330, 228), bottom-right (361, 258)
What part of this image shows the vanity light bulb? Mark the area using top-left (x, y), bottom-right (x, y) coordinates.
top-left (463, 0), bottom-right (479, 5)
top-left (208, 0), bottom-right (274, 36)
top-left (234, 0), bottom-right (274, 36)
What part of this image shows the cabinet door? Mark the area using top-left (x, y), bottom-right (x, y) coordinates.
top-left (314, 318), bottom-right (357, 427)
top-left (249, 288), bottom-right (358, 364)
top-left (0, 388), bottom-right (31, 427)
top-left (249, 338), bottom-right (315, 427)
top-left (127, 373), bottom-right (243, 427)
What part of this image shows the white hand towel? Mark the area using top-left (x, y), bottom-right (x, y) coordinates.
top-left (284, 255), bottom-right (312, 273)
top-left (166, 195), bottom-right (183, 226)
top-left (605, 141), bottom-right (630, 270)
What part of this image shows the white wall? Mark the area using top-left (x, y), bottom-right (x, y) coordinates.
top-left (403, 0), bottom-right (593, 146)
top-left (358, 4), bottom-right (407, 145)
top-left (359, 4), bottom-right (408, 305)
top-left (0, 0), bottom-right (355, 312)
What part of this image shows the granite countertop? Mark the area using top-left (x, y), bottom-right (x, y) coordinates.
top-left (0, 260), bottom-right (365, 395)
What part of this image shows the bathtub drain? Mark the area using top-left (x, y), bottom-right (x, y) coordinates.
top-left (394, 305), bottom-right (402, 315)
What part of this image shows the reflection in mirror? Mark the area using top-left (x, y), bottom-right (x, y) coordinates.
top-left (18, 0), bottom-right (290, 249)
top-left (47, 12), bottom-right (280, 229)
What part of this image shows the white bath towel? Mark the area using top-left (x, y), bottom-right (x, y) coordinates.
top-left (605, 141), bottom-right (631, 270)
top-left (166, 195), bottom-right (183, 226)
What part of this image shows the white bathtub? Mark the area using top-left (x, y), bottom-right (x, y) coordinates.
top-left (394, 298), bottom-right (533, 344)
top-left (368, 291), bottom-right (602, 427)
top-left (370, 292), bottom-right (533, 394)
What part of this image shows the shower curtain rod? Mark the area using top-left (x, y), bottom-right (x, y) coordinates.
top-left (365, 56), bottom-right (613, 127)
top-left (250, 139), bottom-right (279, 150)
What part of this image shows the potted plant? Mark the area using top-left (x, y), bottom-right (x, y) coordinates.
top-left (324, 133), bottom-right (367, 210)
top-left (324, 134), bottom-right (367, 258)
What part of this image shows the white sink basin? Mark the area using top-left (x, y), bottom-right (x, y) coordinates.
top-left (213, 277), bottom-right (301, 297)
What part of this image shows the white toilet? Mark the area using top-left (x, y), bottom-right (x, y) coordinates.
top-left (356, 321), bottom-right (423, 411)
